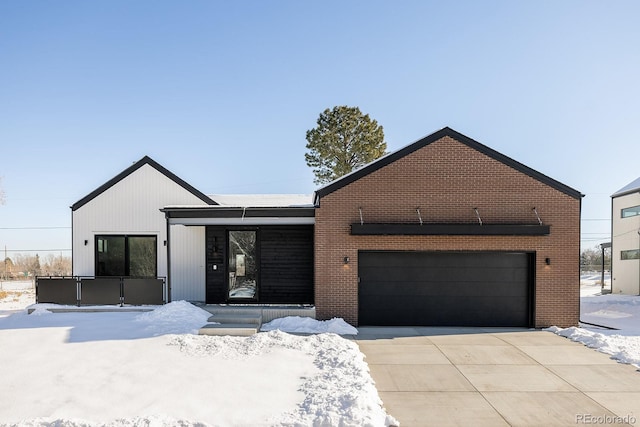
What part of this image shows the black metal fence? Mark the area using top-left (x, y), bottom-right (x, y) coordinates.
top-left (35, 276), bottom-right (166, 306)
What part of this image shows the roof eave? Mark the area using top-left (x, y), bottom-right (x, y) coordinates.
top-left (612, 188), bottom-right (640, 198)
top-left (314, 127), bottom-right (583, 201)
top-left (161, 205), bottom-right (316, 219)
top-left (71, 155), bottom-right (217, 211)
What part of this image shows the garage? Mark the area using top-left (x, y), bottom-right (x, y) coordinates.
top-left (358, 251), bottom-right (534, 327)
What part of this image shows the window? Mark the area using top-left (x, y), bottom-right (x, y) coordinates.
top-left (227, 230), bottom-right (257, 300)
top-left (96, 235), bottom-right (157, 276)
top-left (622, 205), bottom-right (640, 218)
top-left (621, 249), bottom-right (640, 260)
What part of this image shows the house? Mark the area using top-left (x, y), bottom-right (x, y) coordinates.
top-left (70, 127), bottom-right (582, 327)
top-left (611, 177), bottom-right (640, 295)
top-left (71, 156), bottom-right (214, 300)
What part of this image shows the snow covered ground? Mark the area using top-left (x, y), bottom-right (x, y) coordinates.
top-left (548, 279), bottom-right (640, 369)
top-left (0, 291), bottom-right (396, 427)
top-left (0, 280), bottom-right (34, 291)
top-left (4, 276), bottom-right (638, 426)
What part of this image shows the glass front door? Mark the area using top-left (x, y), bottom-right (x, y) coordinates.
top-left (228, 230), bottom-right (257, 300)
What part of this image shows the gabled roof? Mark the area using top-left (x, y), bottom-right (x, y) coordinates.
top-left (612, 176), bottom-right (640, 198)
top-left (71, 155), bottom-right (216, 211)
top-left (314, 127), bottom-right (583, 204)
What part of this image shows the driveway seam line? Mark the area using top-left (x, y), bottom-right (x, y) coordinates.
top-left (432, 335), bottom-right (512, 426)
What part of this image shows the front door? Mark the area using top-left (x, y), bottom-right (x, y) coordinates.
top-left (227, 230), bottom-right (258, 300)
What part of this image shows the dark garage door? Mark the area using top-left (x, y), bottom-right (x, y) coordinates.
top-left (358, 251), bottom-right (533, 327)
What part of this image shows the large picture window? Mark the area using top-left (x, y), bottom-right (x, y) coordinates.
top-left (96, 235), bottom-right (157, 276)
top-left (622, 205), bottom-right (640, 218)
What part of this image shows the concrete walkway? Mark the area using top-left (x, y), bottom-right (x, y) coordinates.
top-left (354, 327), bottom-right (640, 427)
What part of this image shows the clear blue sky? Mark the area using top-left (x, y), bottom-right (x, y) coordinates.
top-left (1, 0), bottom-right (639, 258)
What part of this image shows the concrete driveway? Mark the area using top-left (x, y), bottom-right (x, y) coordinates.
top-left (354, 327), bottom-right (640, 427)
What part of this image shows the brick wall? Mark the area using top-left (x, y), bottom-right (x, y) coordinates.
top-left (314, 136), bottom-right (581, 328)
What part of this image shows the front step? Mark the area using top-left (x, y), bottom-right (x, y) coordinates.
top-left (207, 312), bottom-right (262, 326)
top-left (199, 323), bottom-right (259, 336)
top-left (198, 312), bottom-right (263, 336)
top-left (198, 304), bottom-right (315, 323)
top-left (196, 304), bottom-right (316, 336)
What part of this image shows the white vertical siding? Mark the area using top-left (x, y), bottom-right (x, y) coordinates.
top-left (170, 226), bottom-right (205, 301)
top-left (612, 192), bottom-right (640, 295)
top-left (72, 163), bottom-right (208, 300)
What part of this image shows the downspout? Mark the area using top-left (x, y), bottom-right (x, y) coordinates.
top-left (578, 194), bottom-right (584, 326)
top-left (637, 191), bottom-right (640, 296)
top-left (601, 244), bottom-right (605, 293)
top-left (579, 320), bottom-right (619, 330)
top-left (165, 211), bottom-right (171, 303)
top-left (71, 206), bottom-right (74, 275)
top-left (610, 195), bottom-right (614, 293)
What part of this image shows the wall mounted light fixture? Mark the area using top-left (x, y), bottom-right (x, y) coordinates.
top-left (343, 256), bottom-right (350, 264)
top-left (545, 257), bottom-right (551, 266)
top-left (84, 240), bottom-right (88, 246)
top-left (163, 240), bottom-right (167, 246)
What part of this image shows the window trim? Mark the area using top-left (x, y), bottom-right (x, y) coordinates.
top-left (95, 234), bottom-right (158, 277)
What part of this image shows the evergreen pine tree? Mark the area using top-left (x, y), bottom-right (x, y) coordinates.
top-left (305, 106), bottom-right (386, 185)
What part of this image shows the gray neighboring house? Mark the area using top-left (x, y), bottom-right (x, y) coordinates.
top-left (611, 177), bottom-right (640, 295)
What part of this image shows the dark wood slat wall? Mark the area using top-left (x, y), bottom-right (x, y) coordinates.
top-left (260, 227), bottom-right (314, 304)
top-left (205, 225), bottom-right (314, 304)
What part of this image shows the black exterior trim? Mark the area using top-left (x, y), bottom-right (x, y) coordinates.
top-left (314, 127), bottom-right (583, 204)
top-left (351, 223), bottom-right (550, 236)
top-left (163, 206), bottom-right (315, 219)
top-left (528, 252), bottom-right (536, 328)
top-left (71, 156), bottom-right (216, 211)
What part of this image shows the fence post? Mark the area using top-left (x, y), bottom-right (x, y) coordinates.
top-left (76, 276), bottom-right (81, 307)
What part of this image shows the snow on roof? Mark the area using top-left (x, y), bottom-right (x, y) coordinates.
top-left (613, 176), bottom-right (640, 198)
top-left (208, 194), bottom-right (314, 207)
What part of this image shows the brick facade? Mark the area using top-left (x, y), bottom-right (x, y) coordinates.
top-left (314, 133), bottom-right (581, 328)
